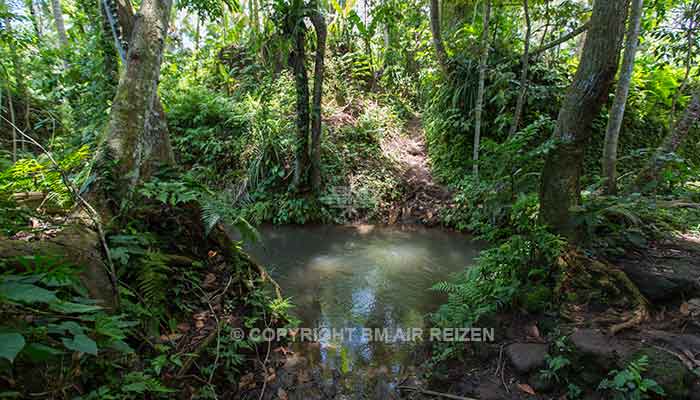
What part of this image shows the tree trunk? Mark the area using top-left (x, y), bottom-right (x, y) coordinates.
top-left (8, 87), bottom-right (17, 162)
top-left (429, 0), bottom-right (448, 72)
top-left (101, 0), bottom-right (174, 186)
top-left (539, 0), bottom-right (628, 238)
top-left (27, 0), bottom-right (43, 39)
top-left (98, 0), bottom-right (174, 201)
top-left (291, 24), bottom-right (311, 190)
top-left (472, 0), bottom-right (491, 181)
top-left (310, 7), bottom-right (327, 192)
top-left (50, 0), bottom-right (69, 50)
top-left (634, 90), bottom-right (700, 191)
top-left (509, 0), bottom-right (531, 137)
top-left (602, 0), bottom-right (643, 195)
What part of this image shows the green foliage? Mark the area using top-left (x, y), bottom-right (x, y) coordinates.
top-left (0, 257), bottom-right (134, 369)
top-left (441, 118), bottom-right (555, 237)
top-left (0, 145), bottom-right (90, 208)
top-left (574, 192), bottom-right (700, 255)
top-left (598, 356), bottom-right (666, 400)
top-left (432, 226), bottom-right (564, 327)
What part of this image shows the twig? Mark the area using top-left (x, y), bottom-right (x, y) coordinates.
top-left (494, 343), bottom-right (504, 376)
top-left (397, 386), bottom-right (478, 400)
top-left (258, 309), bottom-right (273, 400)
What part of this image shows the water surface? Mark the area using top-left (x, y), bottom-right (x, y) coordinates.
top-left (246, 224), bottom-right (482, 391)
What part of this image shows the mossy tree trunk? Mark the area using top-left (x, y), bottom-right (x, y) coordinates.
top-left (98, 0), bottom-right (174, 202)
top-left (539, 0), bottom-right (628, 238)
top-left (290, 21), bottom-right (311, 190)
top-left (472, 0), bottom-right (491, 182)
top-left (310, 3), bottom-right (327, 192)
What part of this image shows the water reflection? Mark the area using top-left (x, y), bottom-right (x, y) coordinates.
top-left (245, 224), bottom-right (482, 385)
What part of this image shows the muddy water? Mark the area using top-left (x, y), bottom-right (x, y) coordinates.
top-left (246, 224), bottom-right (482, 396)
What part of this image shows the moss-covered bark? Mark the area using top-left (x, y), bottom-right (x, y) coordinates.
top-left (539, 0), bottom-right (628, 238)
top-left (99, 0), bottom-right (173, 201)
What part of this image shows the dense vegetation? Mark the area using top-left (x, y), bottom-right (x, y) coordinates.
top-left (1, 0), bottom-right (699, 397)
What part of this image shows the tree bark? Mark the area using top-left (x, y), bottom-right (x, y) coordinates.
top-left (8, 87), bottom-right (17, 162)
top-left (99, 0), bottom-right (174, 191)
top-left (472, 0), bottom-right (491, 181)
top-left (539, 0), bottom-right (628, 238)
top-left (602, 0), bottom-right (643, 195)
top-left (310, 6), bottom-right (327, 192)
top-left (291, 23), bottom-right (311, 190)
top-left (634, 90), bottom-right (700, 191)
top-left (50, 0), bottom-right (69, 50)
top-left (98, 0), bottom-right (174, 201)
top-left (429, 0), bottom-right (448, 72)
top-left (509, 0), bottom-right (531, 137)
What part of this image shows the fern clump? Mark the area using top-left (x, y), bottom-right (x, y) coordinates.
top-left (432, 227), bottom-right (564, 327)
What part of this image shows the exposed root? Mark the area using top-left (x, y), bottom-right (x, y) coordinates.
top-left (556, 247), bottom-right (650, 330)
top-left (608, 306), bottom-right (648, 335)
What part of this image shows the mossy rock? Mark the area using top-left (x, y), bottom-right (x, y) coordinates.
top-left (625, 348), bottom-right (690, 399)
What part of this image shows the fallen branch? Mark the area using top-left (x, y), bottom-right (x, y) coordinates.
top-left (397, 386), bottom-right (478, 400)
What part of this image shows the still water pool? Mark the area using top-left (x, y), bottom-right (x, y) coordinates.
top-left (245, 224), bottom-right (482, 389)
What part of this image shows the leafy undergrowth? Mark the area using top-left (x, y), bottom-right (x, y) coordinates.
top-left (430, 114), bottom-right (700, 361)
top-left (164, 66), bottom-right (410, 225)
top-left (0, 156), bottom-right (296, 398)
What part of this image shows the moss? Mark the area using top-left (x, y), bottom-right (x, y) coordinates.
top-left (522, 285), bottom-right (553, 313)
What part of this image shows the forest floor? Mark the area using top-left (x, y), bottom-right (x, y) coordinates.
top-left (381, 114), bottom-right (451, 226)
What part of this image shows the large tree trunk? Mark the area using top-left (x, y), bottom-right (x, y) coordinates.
top-left (472, 0), bottom-right (491, 181)
top-left (602, 0), bottom-right (643, 195)
top-left (539, 0), bottom-right (628, 238)
top-left (310, 7), bottom-right (327, 192)
top-left (634, 90), bottom-right (700, 191)
top-left (96, 0), bottom-right (174, 201)
top-left (291, 24), bottom-right (311, 190)
top-left (509, 0), bottom-right (531, 137)
top-left (429, 0), bottom-right (448, 72)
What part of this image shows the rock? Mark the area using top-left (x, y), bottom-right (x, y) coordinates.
top-left (478, 380), bottom-right (508, 400)
top-left (619, 254), bottom-right (700, 301)
top-left (625, 348), bottom-right (691, 399)
top-left (570, 329), bottom-right (621, 361)
top-left (505, 343), bottom-right (549, 374)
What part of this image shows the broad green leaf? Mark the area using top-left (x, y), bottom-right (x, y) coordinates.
top-left (62, 334), bottom-right (98, 355)
top-left (0, 333), bottom-right (25, 362)
top-left (0, 283), bottom-right (57, 304)
top-left (49, 301), bottom-right (102, 314)
top-left (23, 343), bottom-right (64, 361)
top-left (48, 321), bottom-right (86, 336)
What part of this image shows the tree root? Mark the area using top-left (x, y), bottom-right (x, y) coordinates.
top-left (556, 247), bottom-right (649, 333)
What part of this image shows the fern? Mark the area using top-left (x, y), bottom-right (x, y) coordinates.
top-left (136, 251), bottom-right (171, 309)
